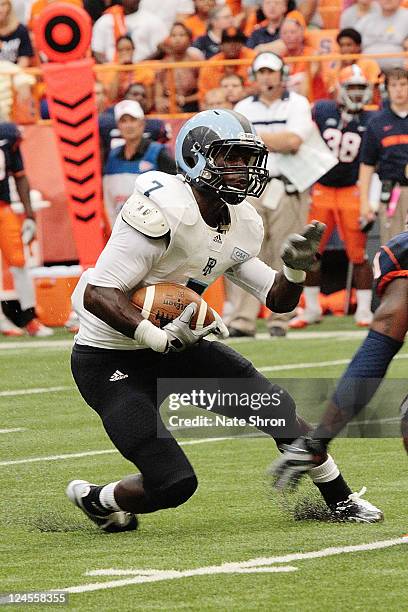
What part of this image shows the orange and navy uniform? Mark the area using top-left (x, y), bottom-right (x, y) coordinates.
top-left (360, 106), bottom-right (408, 186)
top-left (308, 100), bottom-right (373, 264)
top-left (0, 122), bottom-right (26, 268)
top-left (373, 231), bottom-right (408, 297)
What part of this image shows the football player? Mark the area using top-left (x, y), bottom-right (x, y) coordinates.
top-left (273, 230), bottom-right (408, 492)
top-left (66, 109), bottom-right (382, 533)
top-left (290, 65), bottom-right (375, 329)
top-left (0, 121), bottom-right (52, 337)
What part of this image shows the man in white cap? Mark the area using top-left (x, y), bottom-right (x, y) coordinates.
top-left (103, 100), bottom-right (176, 226)
top-left (225, 51), bottom-right (314, 337)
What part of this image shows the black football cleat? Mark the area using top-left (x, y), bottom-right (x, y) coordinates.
top-left (330, 487), bottom-right (384, 523)
top-left (66, 479), bottom-right (138, 533)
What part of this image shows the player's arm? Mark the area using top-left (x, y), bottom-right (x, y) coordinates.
top-left (358, 162), bottom-right (376, 222)
top-left (14, 174), bottom-right (34, 220)
top-left (83, 193), bottom-right (224, 352)
top-left (272, 278), bottom-right (408, 490)
top-left (358, 119), bottom-right (380, 222)
top-left (312, 278), bottom-right (408, 441)
top-left (226, 221), bottom-right (325, 312)
top-left (12, 135), bottom-right (36, 244)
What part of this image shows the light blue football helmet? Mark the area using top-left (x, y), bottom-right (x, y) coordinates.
top-left (175, 109), bottom-right (269, 205)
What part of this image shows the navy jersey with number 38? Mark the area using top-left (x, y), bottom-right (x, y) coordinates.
top-left (313, 100), bottom-right (373, 187)
top-left (373, 231), bottom-right (408, 296)
top-left (0, 122), bottom-right (24, 203)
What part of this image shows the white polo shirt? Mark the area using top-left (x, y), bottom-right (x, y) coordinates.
top-left (234, 91), bottom-right (314, 177)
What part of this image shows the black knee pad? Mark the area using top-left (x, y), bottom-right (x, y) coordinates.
top-left (148, 474), bottom-right (198, 511)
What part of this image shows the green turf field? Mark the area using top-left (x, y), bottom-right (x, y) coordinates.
top-left (0, 319), bottom-right (407, 611)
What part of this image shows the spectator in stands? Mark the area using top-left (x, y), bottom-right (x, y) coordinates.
top-left (356, 0), bottom-right (408, 69)
top-left (220, 72), bottom-right (246, 104)
top-left (101, 35), bottom-right (155, 105)
top-left (139, 0), bottom-right (195, 31)
top-left (359, 66), bottom-right (408, 243)
top-left (193, 5), bottom-right (235, 58)
top-left (340, 0), bottom-right (380, 30)
top-left (198, 27), bottom-right (255, 102)
top-left (243, 0), bottom-right (320, 34)
top-left (83, 0), bottom-right (119, 24)
top-left (200, 86), bottom-right (233, 109)
top-left (155, 22), bottom-right (204, 113)
top-left (184, 0), bottom-right (216, 40)
top-left (98, 83), bottom-right (171, 164)
top-left (0, 0), bottom-right (33, 67)
top-left (261, 10), bottom-right (317, 97)
top-left (91, 0), bottom-right (168, 63)
top-left (324, 29), bottom-right (381, 98)
top-left (246, 0), bottom-right (287, 51)
top-left (103, 100), bottom-right (176, 225)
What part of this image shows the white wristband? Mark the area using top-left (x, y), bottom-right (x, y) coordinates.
top-left (134, 319), bottom-right (168, 353)
top-left (283, 265), bottom-right (306, 284)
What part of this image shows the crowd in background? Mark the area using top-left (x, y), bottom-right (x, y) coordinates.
top-left (1, 0), bottom-right (408, 337)
top-left (1, 0), bottom-right (408, 119)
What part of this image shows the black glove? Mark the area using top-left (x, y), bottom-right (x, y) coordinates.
top-left (280, 220), bottom-right (326, 272)
top-left (269, 435), bottom-right (327, 491)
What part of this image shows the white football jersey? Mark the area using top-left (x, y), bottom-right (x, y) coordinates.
top-left (72, 172), bottom-right (277, 349)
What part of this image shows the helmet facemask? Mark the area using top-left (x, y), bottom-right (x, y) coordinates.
top-left (186, 138), bottom-right (269, 205)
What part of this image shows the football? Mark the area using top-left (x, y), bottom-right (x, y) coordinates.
top-left (131, 282), bottom-right (215, 330)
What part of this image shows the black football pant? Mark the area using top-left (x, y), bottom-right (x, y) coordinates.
top-left (71, 341), bottom-right (307, 511)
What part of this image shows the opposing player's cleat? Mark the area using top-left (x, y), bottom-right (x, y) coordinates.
top-left (354, 310), bottom-right (373, 327)
top-left (0, 323), bottom-right (24, 336)
top-left (25, 319), bottom-right (54, 337)
top-left (289, 309), bottom-right (323, 329)
top-left (0, 311), bottom-right (24, 336)
top-left (330, 487), bottom-right (384, 523)
top-left (66, 479), bottom-right (138, 533)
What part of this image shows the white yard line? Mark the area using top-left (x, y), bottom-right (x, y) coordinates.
top-left (0, 330), bottom-right (368, 353)
top-left (2, 352), bottom-right (408, 398)
top-left (0, 340), bottom-right (73, 351)
top-left (0, 436), bottom-right (244, 466)
top-left (259, 353), bottom-right (408, 373)
top-left (0, 386), bottom-right (73, 397)
top-left (0, 427), bottom-right (26, 434)
top-left (55, 537), bottom-right (408, 593)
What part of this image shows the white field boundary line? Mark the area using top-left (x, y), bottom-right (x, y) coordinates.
top-left (0, 428), bottom-right (26, 434)
top-left (2, 352), bottom-right (408, 399)
top-left (0, 330), bottom-right (368, 353)
top-left (56, 537), bottom-right (408, 594)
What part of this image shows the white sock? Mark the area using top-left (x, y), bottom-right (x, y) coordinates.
top-left (304, 286), bottom-right (321, 312)
top-left (99, 481), bottom-right (122, 512)
top-left (308, 455), bottom-right (340, 483)
top-left (356, 289), bottom-right (372, 313)
top-left (10, 267), bottom-right (35, 311)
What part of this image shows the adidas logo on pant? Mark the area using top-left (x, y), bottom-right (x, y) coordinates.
top-left (109, 370), bottom-right (129, 382)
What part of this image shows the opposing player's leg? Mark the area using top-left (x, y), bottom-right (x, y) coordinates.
top-left (0, 206), bottom-right (52, 336)
top-left (290, 185), bottom-right (335, 329)
top-left (338, 185), bottom-right (373, 326)
top-left (67, 345), bottom-right (198, 532)
top-left (188, 340), bottom-right (377, 517)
